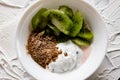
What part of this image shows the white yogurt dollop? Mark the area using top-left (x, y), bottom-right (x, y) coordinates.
top-left (47, 40), bottom-right (82, 73)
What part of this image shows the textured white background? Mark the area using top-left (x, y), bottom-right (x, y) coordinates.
top-left (0, 0), bottom-right (120, 80)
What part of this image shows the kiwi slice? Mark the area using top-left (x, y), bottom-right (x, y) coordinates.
top-left (47, 24), bottom-right (61, 36)
top-left (77, 28), bottom-right (94, 40)
top-left (57, 33), bottom-right (70, 43)
top-left (70, 10), bottom-right (83, 37)
top-left (59, 5), bottom-right (73, 18)
top-left (44, 28), bottom-right (53, 35)
top-left (32, 8), bottom-right (48, 30)
top-left (43, 9), bottom-right (73, 35)
top-left (72, 38), bottom-right (90, 47)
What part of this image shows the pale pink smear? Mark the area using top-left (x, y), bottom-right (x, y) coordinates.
top-left (81, 46), bottom-right (92, 63)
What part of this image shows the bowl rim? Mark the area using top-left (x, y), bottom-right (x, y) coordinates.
top-left (15, 0), bottom-right (108, 80)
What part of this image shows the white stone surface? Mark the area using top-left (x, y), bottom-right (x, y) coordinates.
top-left (0, 0), bottom-right (120, 80)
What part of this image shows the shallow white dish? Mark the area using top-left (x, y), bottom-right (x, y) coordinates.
top-left (15, 0), bottom-right (108, 80)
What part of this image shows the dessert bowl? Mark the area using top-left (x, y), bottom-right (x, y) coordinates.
top-left (15, 0), bottom-right (108, 80)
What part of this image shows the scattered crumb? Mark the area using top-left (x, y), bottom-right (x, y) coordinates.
top-left (64, 52), bottom-right (68, 56)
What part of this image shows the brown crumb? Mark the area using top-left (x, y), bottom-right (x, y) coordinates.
top-left (27, 31), bottom-right (61, 68)
top-left (64, 52), bottom-right (68, 56)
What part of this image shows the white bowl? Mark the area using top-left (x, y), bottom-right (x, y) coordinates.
top-left (15, 0), bottom-right (108, 80)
